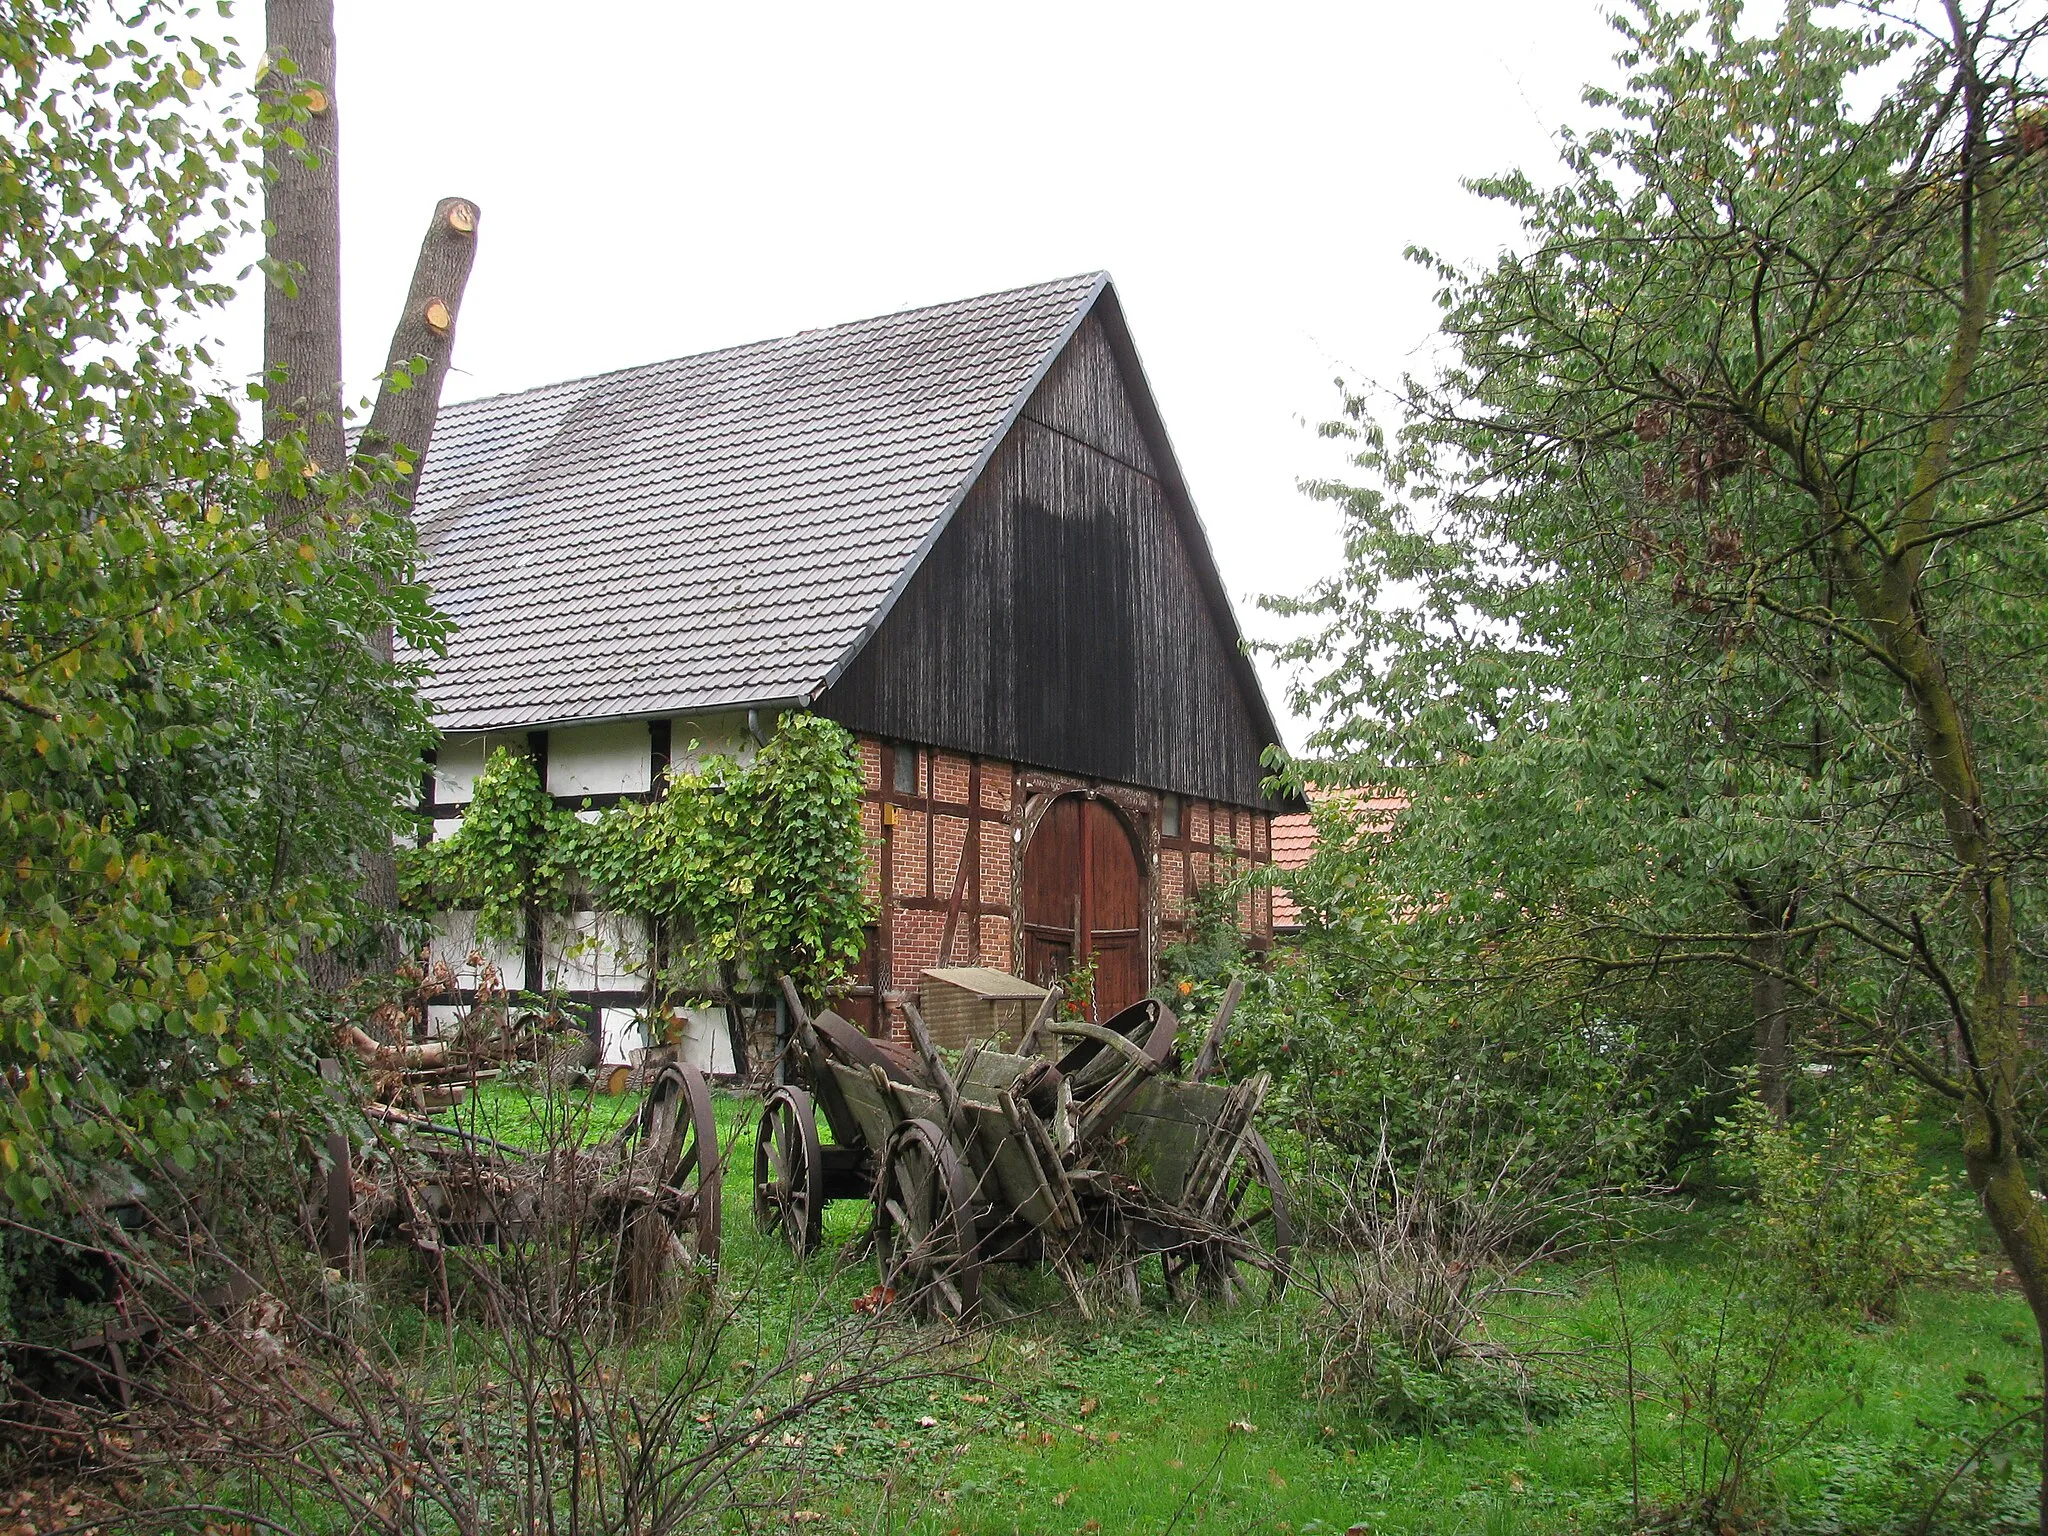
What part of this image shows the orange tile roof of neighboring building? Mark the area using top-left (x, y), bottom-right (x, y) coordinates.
top-left (1269, 789), bottom-right (1406, 932)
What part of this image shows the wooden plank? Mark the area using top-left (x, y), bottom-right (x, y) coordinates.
top-left (829, 1061), bottom-right (900, 1151)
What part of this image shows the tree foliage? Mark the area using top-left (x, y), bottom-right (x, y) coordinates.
top-left (0, 0), bottom-right (443, 1210)
top-left (1268, 0), bottom-right (2048, 1504)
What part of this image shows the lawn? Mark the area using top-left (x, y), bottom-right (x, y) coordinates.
top-left (420, 1080), bottom-right (2042, 1535)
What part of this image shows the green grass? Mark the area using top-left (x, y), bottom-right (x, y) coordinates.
top-left (416, 1082), bottom-right (2042, 1535)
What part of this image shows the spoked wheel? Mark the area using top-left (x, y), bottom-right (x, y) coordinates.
top-left (1193, 1130), bottom-right (1294, 1304)
top-left (873, 1118), bottom-right (981, 1323)
top-left (754, 1085), bottom-right (823, 1255)
top-left (619, 1062), bottom-right (722, 1315)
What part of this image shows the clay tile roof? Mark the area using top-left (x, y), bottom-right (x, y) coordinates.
top-left (1270, 789), bottom-right (1406, 932)
top-left (406, 273), bottom-right (1107, 732)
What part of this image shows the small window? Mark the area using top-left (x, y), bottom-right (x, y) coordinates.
top-left (892, 743), bottom-right (918, 796)
top-left (1161, 794), bottom-right (1181, 840)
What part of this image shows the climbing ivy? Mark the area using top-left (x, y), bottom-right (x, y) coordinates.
top-left (397, 749), bottom-right (576, 944)
top-left (578, 714), bottom-right (872, 997)
top-left (399, 716), bottom-right (873, 996)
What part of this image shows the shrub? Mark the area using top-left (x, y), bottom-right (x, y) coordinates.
top-left (1719, 1070), bottom-right (1975, 1318)
top-left (1304, 1104), bottom-right (1610, 1435)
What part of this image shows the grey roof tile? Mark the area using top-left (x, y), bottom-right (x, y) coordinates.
top-left (407, 273), bottom-right (1105, 731)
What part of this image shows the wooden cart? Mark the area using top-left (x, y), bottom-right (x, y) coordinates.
top-left (756, 977), bottom-right (1291, 1320)
top-left (317, 1060), bottom-right (722, 1317)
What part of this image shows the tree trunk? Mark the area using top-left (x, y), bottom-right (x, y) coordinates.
top-left (356, 195), bottom-right (482, 670)
top-left (357, 199), bottom-right (481, 526)
top-left (1747, 910), bottom-right (1790, 1126)
top-left (335, 198), bottom-right (482, 974)
top-left (261, 0), bottom-right (343, 514)
top-left (263, 5), bottom-right (481, 992)
top-left (1836, 511), bottom-right (2048, 1536)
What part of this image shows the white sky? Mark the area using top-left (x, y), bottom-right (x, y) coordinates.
top-left (215, 0), bottom-right (1623, 749)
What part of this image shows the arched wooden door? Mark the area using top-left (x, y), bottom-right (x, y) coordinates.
top-left (1020, 795), bottom-right (1147, 1021)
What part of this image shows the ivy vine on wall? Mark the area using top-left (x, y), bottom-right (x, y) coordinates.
top-left (397, 714), bottom-right (872, 996)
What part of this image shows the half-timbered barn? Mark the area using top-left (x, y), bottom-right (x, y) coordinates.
top-left (408, 272), bottom-right (1298, 1072)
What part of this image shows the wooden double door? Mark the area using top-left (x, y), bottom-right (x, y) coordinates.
top-left (1020, 794), bottom-right (1147, 1021)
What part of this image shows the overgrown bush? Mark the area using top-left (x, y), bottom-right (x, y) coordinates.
top-left (1630, 1258), bottom-right (1847, 1532)
top-left (1231, 943), bottom-right (1655, 1208)
top-left (1, 1074), bottom-right (956, 1533)
top-left (1303, 1103), bottom-right (1611, 1436)
top-left (1719, 1070), bottom-right (1975, 1319)
top-left (1156, 876), bottom-right (1250, 1026)
top-left (0, 0), bottom-right (444, 1214)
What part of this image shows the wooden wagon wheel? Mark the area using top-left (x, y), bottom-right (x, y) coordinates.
top-left (754, 1084), bottom-right (824, 1255)
top-left (874, 1117), bottom-right (981, 1322)
top-left (1054, 998), bottom-right (1174, 1092)
top-left (619, 1062), bottom-right (722, 1314)
top-left (1188, 1128), bottom-right (1294, 1303)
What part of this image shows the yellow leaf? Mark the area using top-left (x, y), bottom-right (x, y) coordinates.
top-left (1, 1141), bottom-right (15, 1172)
top-left (252, 459), bottom-right (270, 481)
top-left (205, 504), bottom-right (221, 525)
top-left (185, 969), bottom-right (209, 1000)
top-left (104, 855), bottom-right (123, 883)
top-left (181, 66), bottom-right (202, 87)
top-left (298, 543), bottom-right (315, 562)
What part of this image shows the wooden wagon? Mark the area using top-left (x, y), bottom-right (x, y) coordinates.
top-left (755, 977), bottom-right (1291, 1319)
top-left (315, 1060), bottom-right (723, 1316)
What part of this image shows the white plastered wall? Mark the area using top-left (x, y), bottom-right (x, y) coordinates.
top-left (423, 909), bottom-right (526, 1038)
top-left (548, 720), bottom-right (652, 798)
top-left (433, 734), bottom-right (490, 805)
top-left (671, 711), bottom-right (759, 772)
top-left (673, 1007), bottom-right (737, 1075)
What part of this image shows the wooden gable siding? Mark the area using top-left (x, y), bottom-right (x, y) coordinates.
top-left (819, 313), bottom-right (1283, 810)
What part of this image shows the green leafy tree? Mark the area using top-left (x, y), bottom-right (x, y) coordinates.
top-left (1270, 0), bottom-right (2048, 1508)
top-left (0, 0), bottom-right (442, 1209)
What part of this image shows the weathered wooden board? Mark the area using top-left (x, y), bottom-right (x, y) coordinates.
top-left (1102, 1077), bottom-right (1234, 1206)
top-left (828, 1062), bottom-right (901, 1152)
top-left (819, 312), bottom-right (1288, 812)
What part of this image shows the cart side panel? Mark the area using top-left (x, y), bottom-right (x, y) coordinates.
top-left (966, 1108), bottom-right (1058, 1228)
top-left (960, 1052), bottom-right (1031, 1098)
top-left (827, 1062), bottom-right (903, 1151)
top-left (1105, 1078), bottom-right (1235, 1206)
top-left (887, 1076), bottom-right (1056, 1230)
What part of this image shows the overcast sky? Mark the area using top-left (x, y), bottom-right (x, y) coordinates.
top-left (215, 1), bottom-right (1624, 749)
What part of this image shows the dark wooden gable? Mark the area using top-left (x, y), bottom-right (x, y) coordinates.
top-left (819, 298), bottom-right (1288, 810)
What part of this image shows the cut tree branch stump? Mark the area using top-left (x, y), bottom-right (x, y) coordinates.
top-left (357, 195), bottom-right (482, 529)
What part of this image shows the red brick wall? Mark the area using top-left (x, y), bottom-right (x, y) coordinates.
top-left (841, 734), bottom-right (1275, 1042)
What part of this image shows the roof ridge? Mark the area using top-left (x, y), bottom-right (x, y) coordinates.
top-left (437, 271), bottom-right (1108, 414)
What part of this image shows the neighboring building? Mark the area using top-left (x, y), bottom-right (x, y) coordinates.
top-left (1269, 810), bottom-right (1319, 936)
top-left (406, 273), bottom-right (1299, 1070)
top-left (1268, 789), bottom-right (1407, 936)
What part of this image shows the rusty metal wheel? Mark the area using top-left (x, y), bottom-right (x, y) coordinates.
top-left (874, 1118), bottom-right (981, 1322)
top-left (620, 1062), bottom-right (722, 1313)
top-left (754, 1085), bottom-right (824, 1256)
top-left (1195, 1128), bottom-right (1293, 1303)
